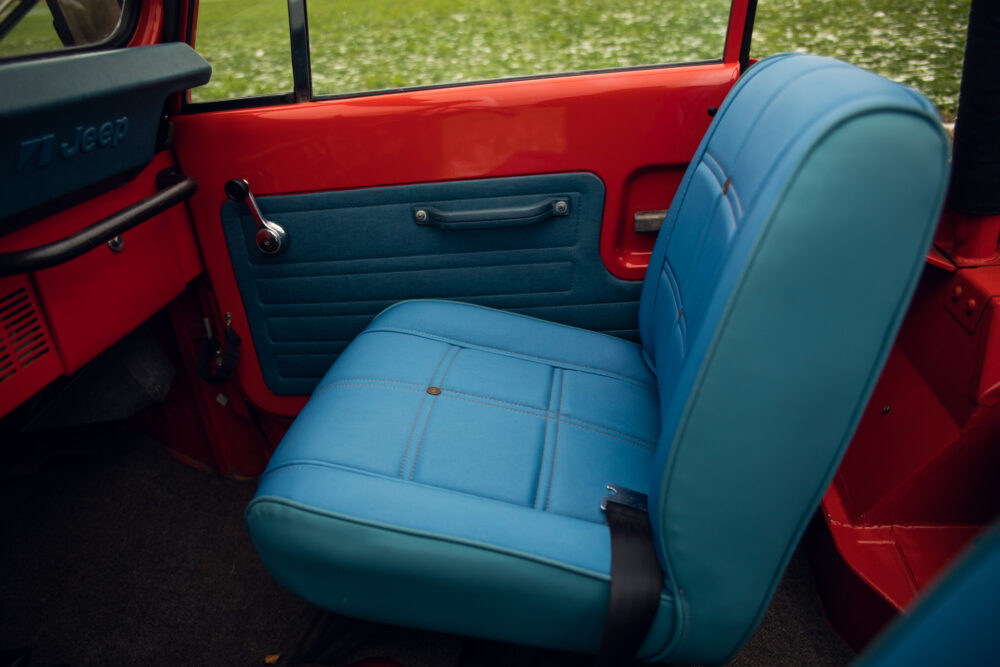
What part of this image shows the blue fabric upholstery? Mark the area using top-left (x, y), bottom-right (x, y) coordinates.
top-left (246, 54), bottom-right (950, 662)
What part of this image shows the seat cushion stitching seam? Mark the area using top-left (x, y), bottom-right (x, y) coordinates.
top-left (314, 379), bottom-right (425, 395)
top-left (440, 392), bottom-right (655, 450)
top-left (560, 415), bottom-right (656, 448)
top-left (699, 153), bottom-right (726, 192)
top-left (533, 367), bottom-right (558, 509)
top-left (258, 463), bottom-right (603, 529)
top-left (250, 495), bottom-right (641, 580)
top-left (398, 346), bottom-right (451, 479)
top-left (409, 348), bottom-right (461, 480)
top-left (442, 387), bottom-right (656, 445)
top-left (699, 153), bottom-right (739, 227)
top-left (360, 326), bottom-right (655, 391)
top-left (560, 419), bottom-right (655, 451)
top-left (702, 150), bottom-right (724, 175)
top-left (544, 368), bottom-right (564, 511)
top-left (312, 379), bottom-right (655, 447)
top-left (662, 262), bottom-right (683, 315)
top-left (662, 262), bottom-right (687, 342)
top-left (729, 184), bottom-right (744, 217)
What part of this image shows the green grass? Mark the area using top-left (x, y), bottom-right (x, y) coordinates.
top-left (2, 1), bottom-right (970, 120)
top-left (194, 0), bottom-right (973, 120)
top-left (754, 0), bottom-right (969, 120)
top-left (302, 0), bottom-right (731, 94)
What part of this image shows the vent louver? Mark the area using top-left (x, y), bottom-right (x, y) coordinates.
top-left (0, 286), bottom-right (51, 384)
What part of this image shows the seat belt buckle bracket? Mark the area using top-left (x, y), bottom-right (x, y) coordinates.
top-left (600, 483), bottom-right (649, 513)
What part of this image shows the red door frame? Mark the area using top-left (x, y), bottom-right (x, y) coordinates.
top-left (174, 0), bottom-right (756, 416)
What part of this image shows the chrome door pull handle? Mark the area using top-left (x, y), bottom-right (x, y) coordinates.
top-left (225, 178), bottom-right (288, 255)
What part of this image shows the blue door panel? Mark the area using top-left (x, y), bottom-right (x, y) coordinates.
top-left (222, 172), bottom-right (642, 395)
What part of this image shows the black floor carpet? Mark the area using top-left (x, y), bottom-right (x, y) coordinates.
top-left (0, 426), bottom-right (854, 666)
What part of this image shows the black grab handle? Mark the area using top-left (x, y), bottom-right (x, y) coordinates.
top-left (0, 171), bottom-right (197, 277)
top-left (413, 196), bottom-right (571, 230)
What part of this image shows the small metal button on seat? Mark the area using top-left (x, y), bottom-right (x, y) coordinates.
top-left (426, 386), bottom-right (442, 395)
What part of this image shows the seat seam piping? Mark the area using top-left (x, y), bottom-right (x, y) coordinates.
top-left (259, 460), bottom-right (614, 526)
top-left (409, 348), bottom-right (461, 480)
top-left (544, 369), bottom-right (565, 511)
top-left (359, 325), bottom-right (655, 391)
top-left (533, 367), bottom-right (558, 509)
top-left (697, 153), bottom-right (739, 229)
top-left (443, 391), bottom-right (656, 450)
top-left (398, 346), bottom-right (451, 479)
top-left (314, 377), bottom-right (425, 396)
top-left (249, 495), bottom-right (674, 588)
top-left (703, 151), bottom-right (744, 216)
top-left (661, 262), bottom-right (687, 352)
top-left (310, 377), bottom-right (657, 449)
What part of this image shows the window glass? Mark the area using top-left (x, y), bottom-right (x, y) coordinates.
top-left (753, 0), bottom-right (969, 121)
top-left (306, 0), bottom-right (733, 96)
top-left (191, 0), bottom-right (293, 102)
top-left (0, 0), bottom-right (125, 59)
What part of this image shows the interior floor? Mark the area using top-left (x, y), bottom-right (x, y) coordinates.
top-left (0, 425), bottom-right (855, 666)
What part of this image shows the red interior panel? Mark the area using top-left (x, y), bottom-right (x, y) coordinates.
top-left (173, 63), bottom-right (740, 414)
top-left (3, 152), bottom-right (203, 375)
top-left (0, 275), bottom-right (63, 417)
top-left (814, 261), bottom-right (1000, 647)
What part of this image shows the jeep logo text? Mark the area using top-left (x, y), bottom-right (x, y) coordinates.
top-left (17, 116), bottom-right (129, 171)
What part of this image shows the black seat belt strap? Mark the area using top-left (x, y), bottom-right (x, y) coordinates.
top-left (597, 484), bottom-right (664, 667)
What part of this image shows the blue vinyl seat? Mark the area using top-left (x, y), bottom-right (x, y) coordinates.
top-left (246, 54), bottom-right (949, 663)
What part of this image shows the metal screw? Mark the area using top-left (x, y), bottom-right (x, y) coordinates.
top-left (107, 235), bottom-right (124, 252)
top-left (415, 209), bottom-right (428, 222)
top-left (553, 200), bottom-right (568, 215)
top-left (882, 405), bottom-right (891, 415)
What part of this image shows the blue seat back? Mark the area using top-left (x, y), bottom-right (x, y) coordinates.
top-left (638, 54), bottom-right (949, 662)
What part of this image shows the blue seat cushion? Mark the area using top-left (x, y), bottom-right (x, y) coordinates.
top-left (246, 299), bottom-right (675, 654)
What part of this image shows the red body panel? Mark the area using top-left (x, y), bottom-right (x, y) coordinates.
top-left (173, 63), bottom-right (740, 414)
top-left (0, 275), bottom-right (64, 416)
top-left (2, 153), bottom-right (203, 376)
top-left (141, 284), bottom-right (280, 477)
top-left (815, 258), bottom-right (1000, 648)
top-left (724, 0), bottom-right (753, 64)
top-left (126, 0), bottom-right (164, 48)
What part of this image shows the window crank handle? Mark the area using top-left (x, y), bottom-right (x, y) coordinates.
top-left (225, 178), bottom-right (288, 255)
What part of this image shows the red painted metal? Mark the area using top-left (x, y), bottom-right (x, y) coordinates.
top-left (127, 0), bottom-right (165, 48)
top-left (142, 282), bottom-right (280, 477)
top-left (934, 208), bottom-right (1000, 267)
top-left (814, 259), bottom-right (1000, 648)
top-left (174, 63), bottom-right (740, 414)
top-left (616, 165), bottom-right (687, 268)
top-left (0, 275), bottom-right (64, 417)
top-left (724, 0), bottom-right (754, 65)
top-left (807, 516), bottom-right (897, 652)
top-left (3, 152), bottom-right (203, 374)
